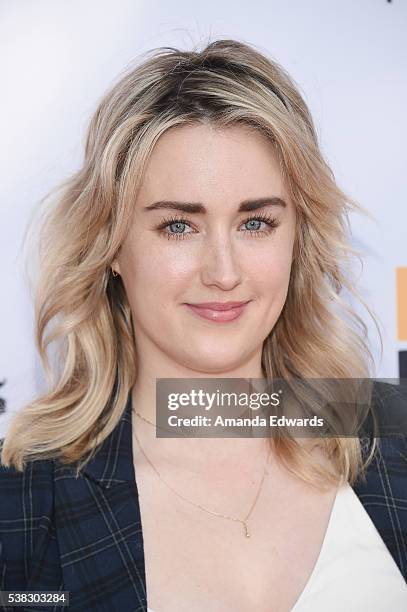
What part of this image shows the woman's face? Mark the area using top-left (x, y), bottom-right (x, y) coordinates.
top-left (114, 123), bottom-right (296, 376)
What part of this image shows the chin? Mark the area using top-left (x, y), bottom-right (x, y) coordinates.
top-left (178, 350), bottom-right (248, 374)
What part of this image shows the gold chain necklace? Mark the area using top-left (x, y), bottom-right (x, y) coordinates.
top-left (133, 410), bottom-right (271, 538)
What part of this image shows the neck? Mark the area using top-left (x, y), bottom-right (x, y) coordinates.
top-left (132, 347), bottom-right (266, 419)
top-left (131, 357), bottom-right (269, 473)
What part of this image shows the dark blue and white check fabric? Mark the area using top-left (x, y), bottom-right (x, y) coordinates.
top-left (0, 382), bottom-right (406, 611)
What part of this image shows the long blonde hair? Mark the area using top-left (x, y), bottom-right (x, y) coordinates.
top-left (1, 38), bottom-right (381, 488)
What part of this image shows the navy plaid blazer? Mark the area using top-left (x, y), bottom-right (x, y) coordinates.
top-left (0, 381), bottom-right (406, 611)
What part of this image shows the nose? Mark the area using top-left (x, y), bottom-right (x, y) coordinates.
top-left (200, 231), bottom-right (242, 291)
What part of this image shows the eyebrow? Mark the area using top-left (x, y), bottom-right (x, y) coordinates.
top-left (143, 196), bottom-right (287, 214)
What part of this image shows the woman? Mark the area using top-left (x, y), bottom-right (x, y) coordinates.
top-left (1, 38), bottom-right (406, 611)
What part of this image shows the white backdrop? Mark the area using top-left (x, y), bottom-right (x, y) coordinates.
top-left (1, 0), bottom-right (406, 434)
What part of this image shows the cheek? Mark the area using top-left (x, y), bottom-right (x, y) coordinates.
top-left (120, 240), bottom-right (195, 300)
top-left (246, 238), bottom-right (294, 286)
top-left (255, 263), bottom-right (291, 304)
top-left (247, 245), bottom-right (293, 327)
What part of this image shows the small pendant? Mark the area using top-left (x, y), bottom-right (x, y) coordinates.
top-left (243, 522), bottom-right (250, 538)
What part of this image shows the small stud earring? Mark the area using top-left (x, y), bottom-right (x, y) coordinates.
top-left (112, 268), bottom-right (119, 277)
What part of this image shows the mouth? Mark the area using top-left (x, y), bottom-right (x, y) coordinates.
top-left (183, 300), bottom-right (251, 323)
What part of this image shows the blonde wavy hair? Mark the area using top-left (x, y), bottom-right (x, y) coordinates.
top-left (1, 38), bottom-right (381, 488)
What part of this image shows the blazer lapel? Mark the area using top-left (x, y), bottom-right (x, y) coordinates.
top-left (54, 393), bottom-right (148, 611)
top-left (351, 380), bottom-right (407, 580)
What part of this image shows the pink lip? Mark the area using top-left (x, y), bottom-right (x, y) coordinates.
top-left (184, 301), bottom-right (251, 322)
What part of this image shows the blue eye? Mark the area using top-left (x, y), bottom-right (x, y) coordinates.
top-left (240, 215), bottom-right (280, 236)
top-left (167, 221), bottom-right (193, 236)
top-left (156, 214), bottom-right (279, 240)
top-left (155, 219), bottom-right (194, 240)
top-left (244, 219), bottom-right (267, 232)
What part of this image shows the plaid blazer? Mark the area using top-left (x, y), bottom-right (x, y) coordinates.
top-left (0, 381), bottom-right (406, 611)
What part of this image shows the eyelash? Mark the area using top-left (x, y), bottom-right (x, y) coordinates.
top-left (156, 213), bottom-right (280, 241)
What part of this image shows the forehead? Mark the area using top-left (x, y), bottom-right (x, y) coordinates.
top-left (137, 123), bottom-right (286, 205)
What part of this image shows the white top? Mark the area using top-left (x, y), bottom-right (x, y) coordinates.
top-left (147, 483), bottom-right (407, 611)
